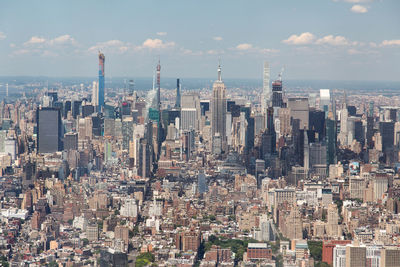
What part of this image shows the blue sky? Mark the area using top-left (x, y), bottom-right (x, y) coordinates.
top-left (0, 0), bottom-right (399, 81)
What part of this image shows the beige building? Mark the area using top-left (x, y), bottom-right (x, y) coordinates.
top-left (345, 246), bottom-right (366, 267)
top-left (381, 247), bottom-right (400, 267)
top-left (349, 176), bottom-right (365, 200)
top-left (326, 203), bottom-right (341, 238)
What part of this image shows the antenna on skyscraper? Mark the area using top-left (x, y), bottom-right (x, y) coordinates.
top-left (279, 67), bottom-right (285, 82)
top-left (217, 57), bottom-right (222, 82)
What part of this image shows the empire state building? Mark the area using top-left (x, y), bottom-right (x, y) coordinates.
top-left (211, 63), bottom-right (227, 154)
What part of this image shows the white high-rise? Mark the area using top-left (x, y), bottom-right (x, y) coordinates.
top-left (262, 61), bottom-right (271, 113)
top-left (181, 108), bottom-right (197, 131)
top-left (92, 81), bottom-right (99, 107)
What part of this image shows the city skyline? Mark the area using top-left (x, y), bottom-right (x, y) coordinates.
top-left (0, 0), bottom-right (399, 81)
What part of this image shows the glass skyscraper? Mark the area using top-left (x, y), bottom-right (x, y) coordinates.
top-left (98, 52), bottom-right (105, 109)
top-left (37, 107), bottom-right (63, 153)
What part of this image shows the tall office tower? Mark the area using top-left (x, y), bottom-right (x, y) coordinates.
top-left (175, 78), bottom-right (181, 109)
top-left (346, 246), bottom-right (366, 267)
top-left (211, 63), bottom-right (227, 153)
top-left (37, 107), bottom-right (63, 153)
top-left (198, 172), bottom-right (207, 194)
top-left (138, 138), bottom-right (152, 178)
top-left (320, 89), bottom-right (331, 111)
top-left (326, 118), bottom-right (337, 166)
top-left (92, 81), bottom-right (98, 107)
top-left (64, 100), bottom-right (71, 118)
top-left (98, 52), bottom-right (105, 109)
top-left (272, 79), bottom-right (283, 108)
top-left (278, 108), bottom-right (291, 136)
top-left (366, 116), bottom-right (374, 148)
top-left (369, 101), bottom-right (374, 117)
top-left (181, 108), bottom-right (197, 131)
top-left (379, 121), bottom-right (395, 153)
top-left (338, 103), bottom-right (349, 146)
top-left (127, 79), bottom-right (135, 96)
top-left (262, 61), bottom-right (271, 113)
top-left (303, 131), bottom-right (309, 171)
top-left (309, 109), bottom-right (326, 141)
top-left (64, 132), bottom-right (78, 151)
top-left (181, 93), bottom-right (201, 131)
top-left (122, 117), bottom-right (134, 150)
top-left (288, 97), bottom-right (309, 130)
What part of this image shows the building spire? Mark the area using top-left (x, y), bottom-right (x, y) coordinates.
top-left (217, 58), bottom-right (222, 82)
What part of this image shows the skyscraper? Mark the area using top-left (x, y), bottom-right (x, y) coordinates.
top-left (92, 81), bottom-right (98, 107)
top-left (262, 61), bottom-right (270, 112)
top-left (37, 107), bottom-right (63, 153)
top-left (175, 78), bottom-right (181, 109)
top-left (211, 63), bottom-right (227, 153)
top-left (272, 79), bottom-right (283, 108)
top-left (379, 121), bottom-right (395, 153)
top-left (326, 118), bottom-right (337, 166)
top-left (98, 52), bottom-right (105, 109)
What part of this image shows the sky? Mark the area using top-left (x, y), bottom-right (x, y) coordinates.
top-left (0, 0), bottom-right (399, 81)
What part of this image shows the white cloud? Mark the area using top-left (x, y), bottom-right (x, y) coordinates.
top-left (351, 4), bottom-right (368, 13)
top-left (347, 48), bottom-right (362, 55)
top-left (141, 38), bottom-right (175, 49)
top-left (236, 43), bottom-right (253, 50)
top-left (88, 40), bottom-right (128, 53)
top-left (282, 32), bottom-right (316, 45)
top-left (181, 49), bottom-right (203, 56)
top-left (380, 40), bottom-right (400, 46)
top-left (213, 36), bottom-right (223, 41)
top-left (316, 35), bottom-right (349, 46)
top-left (87, 38), bottom-right (176, 54)
top-left (9, 43), bottom-right (15, 48)
top-left (258, 48), bottom-right (279, 54)
top-left (49, 34), bottom-right (76, 45)
top-left (0, 32), bottom-right (6, 40)
top-left (24, 36), bottom-right (46, 46)
top-left (23, 34), bottom-right (77, 48)
top-left (156, 32), bottom-right (167, 36)
top-left (234, 43), bottom-right (278, 55)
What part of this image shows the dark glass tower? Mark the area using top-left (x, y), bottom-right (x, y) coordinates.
top-left (326, 118), bottom-right (336, 165)
top-left (175, 78), bottom-right (181, 108)
top-left (98, 52), bottom-right (105, 109)
top-left (37, 107), bottom-right (63, 153)
top-left (272, 80), bottom-right (283, 108)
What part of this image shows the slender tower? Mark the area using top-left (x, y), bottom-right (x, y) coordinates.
top-left (156, 59), bottom-right (162, 157)
top-left (98, 52), bottom-right (105, 110)
top-left (262, 62), bottom-right (270, 110)
top-left (157, 59), bottom-right (161, 115)
top-left (175, 78), bottom-right (181, 108)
